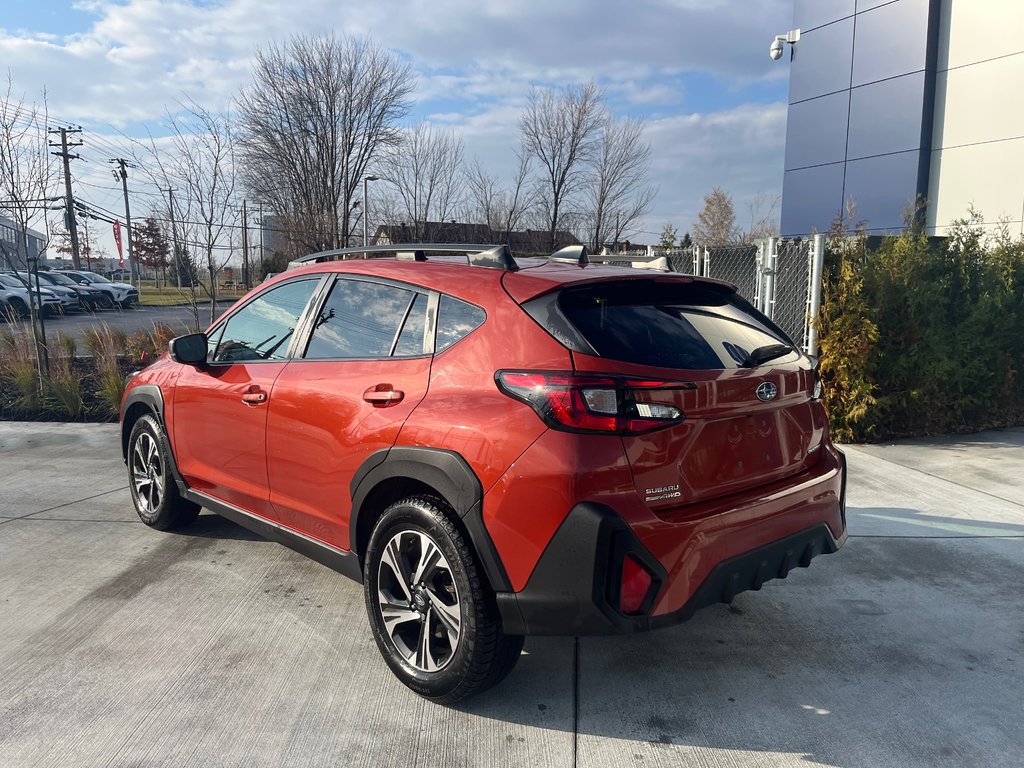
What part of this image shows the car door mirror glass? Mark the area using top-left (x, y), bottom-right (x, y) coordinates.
top-left (170, 333), bottom-right (209, 365)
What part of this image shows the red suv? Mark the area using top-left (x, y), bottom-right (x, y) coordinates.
top-left (120, 244), bottom-right (846, 703)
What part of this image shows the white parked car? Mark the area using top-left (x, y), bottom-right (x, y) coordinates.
top-left (0, 273), bottom-right (62, 317)
top-left (57, 269), bottom-right (139, 308)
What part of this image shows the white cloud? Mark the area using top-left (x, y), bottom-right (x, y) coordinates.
top-left (2, 0), bottom-right (793, 253)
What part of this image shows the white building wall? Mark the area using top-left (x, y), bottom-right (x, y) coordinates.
top-left (927, 0), bottom-right (1024, 235)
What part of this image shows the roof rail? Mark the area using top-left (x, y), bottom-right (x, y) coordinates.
top-left (549, 244), bottom-right (589, 266)
top-left (286, 243), bottom-right (518, 271)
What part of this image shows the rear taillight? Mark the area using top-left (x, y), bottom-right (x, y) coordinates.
top-left (495, 371), bottom-right (689, 434)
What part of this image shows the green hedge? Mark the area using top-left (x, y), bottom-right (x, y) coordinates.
top-left (818, 211), bottom-right (1024, 442)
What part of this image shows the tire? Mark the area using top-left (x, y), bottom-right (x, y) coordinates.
top-left (96, 293), bottom-right (115, 310)
top-left (127, 414), bottom-right (200, 530)
top-left (364, 496), bottom-right (524, 704)
top-left (9, 297), bottom-right (27, 318)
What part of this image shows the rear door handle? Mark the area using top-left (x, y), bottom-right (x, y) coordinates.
top-left (363, 384), bottom-right (404, 406)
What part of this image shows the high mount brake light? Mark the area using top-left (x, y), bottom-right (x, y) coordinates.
top-left (494, 371), bottom-right (689, 434)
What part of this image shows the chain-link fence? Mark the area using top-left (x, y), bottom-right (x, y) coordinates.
top-left (593, 236), bottom-right (827, 355)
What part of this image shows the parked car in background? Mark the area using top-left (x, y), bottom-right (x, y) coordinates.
top-left (120, 243), bottom-right (847, 704)
top-left (6, 271), bottom-right (80, 314)
top-left (57, 269), bottom-right (138, 308)
top-left (0, 273), bottom-right (62, 317)
top-left (33, 270), bottom-right (113, 311)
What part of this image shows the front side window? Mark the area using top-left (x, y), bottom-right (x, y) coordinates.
top-left (209, 279), bottom-right (317, 363)
top-left (304, 278), bottom-right (428, 360)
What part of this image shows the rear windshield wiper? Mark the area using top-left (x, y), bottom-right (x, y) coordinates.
top-left (741, 343), bottom-right (794, 368)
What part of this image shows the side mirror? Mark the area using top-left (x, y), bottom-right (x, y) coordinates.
top-left (169, 332), bottom-right (208, 366)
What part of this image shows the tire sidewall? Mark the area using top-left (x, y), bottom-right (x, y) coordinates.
top-left (364, 503), bottom-right (479, 700)
top-left (128, 415), bottom-right (171, 527)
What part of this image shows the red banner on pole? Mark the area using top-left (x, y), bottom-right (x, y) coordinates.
top-left (112, 220), bottom-right (124, 268)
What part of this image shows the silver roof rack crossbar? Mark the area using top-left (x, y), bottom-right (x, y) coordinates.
top-left (286, 243), bottom-right (518, 271)
top-left (549, 244), bottom-right (589, 265)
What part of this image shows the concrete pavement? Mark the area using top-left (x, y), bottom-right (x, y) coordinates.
top-left (1, 422), bottom-right (1021, 767)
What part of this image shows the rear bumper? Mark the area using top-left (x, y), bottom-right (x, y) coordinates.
top-left (496, 445), bottom-right (847, 636)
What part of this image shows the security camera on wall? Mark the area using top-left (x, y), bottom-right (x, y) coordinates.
top-left (769, 29), bottom-right (800, 61)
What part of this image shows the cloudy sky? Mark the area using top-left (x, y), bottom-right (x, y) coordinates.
top-left (2, 0), bottom-right (794, 256)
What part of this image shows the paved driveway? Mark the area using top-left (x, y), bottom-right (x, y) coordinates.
top-left (1, 423), bottom-right (1021, 767)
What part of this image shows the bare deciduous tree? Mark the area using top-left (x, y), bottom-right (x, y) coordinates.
top-left (583, 117), bottom-right (656, 251)
top-left (692, 187), bottom-right (738, 246)
top-left (462, 149), bottom-right (535, 242)
top-left (740, 192), bottom-right (781, 242)
top-left (142, 100), bottom-right (238, 325)
top-left (519, 81), bottom-right (605, 250)
top-left (382, 122), bottom-right (464, 241)
top-left (0, 75), bottom-right (56, 383)
top-left (236, 34), bottom-right (414, 252)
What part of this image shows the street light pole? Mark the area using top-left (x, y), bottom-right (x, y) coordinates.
top-left (363, 175), bottom-right (379, 247)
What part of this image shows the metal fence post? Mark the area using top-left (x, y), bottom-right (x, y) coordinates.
top-left (805, 233), bottom-right (826, 356)
top-left (702, 246), bottom-right (710, 277)
top-left (754, 241), bottom-right (766, 312)
top-left (764, 237), bottom-right (778, 321)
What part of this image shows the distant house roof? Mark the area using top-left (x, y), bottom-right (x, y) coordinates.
top-left (373, 222), bottom-right (580, 253)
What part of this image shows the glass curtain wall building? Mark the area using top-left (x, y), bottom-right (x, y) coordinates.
top-left (780, 0), bottom-right (1024, 237)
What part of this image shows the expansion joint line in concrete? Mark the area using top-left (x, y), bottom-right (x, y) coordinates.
top-left (0, 487), bottom-right (128, 526)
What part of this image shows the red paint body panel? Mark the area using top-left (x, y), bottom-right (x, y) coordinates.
top-left (266, 357), bottom-right (432, 547)
top-left (171, 361), bottom-right (287, 519)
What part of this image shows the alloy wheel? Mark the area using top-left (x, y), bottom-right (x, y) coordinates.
top-left (130, 431), bottom-right (165, 515)
top-left (376, 529), bottom-right (462, 673)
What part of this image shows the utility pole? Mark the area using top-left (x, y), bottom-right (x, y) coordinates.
top-left (258, 203), bottom-right (264, 277)
top-left (48, 126), bottom-right (83, 269)
top-left (110, 158), bottom-right (138, 286)
top-left (241, 199), bottom-right (250, 290)
top-left (165, 187), bottom-right (182, 290)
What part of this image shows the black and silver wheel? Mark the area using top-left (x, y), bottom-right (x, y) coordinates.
top-left (127, 415), bottom-right (200, 530)
top-left (9, 297), bottom-right (28, 318)
top-left (364, 496), bottom-right (524, 703)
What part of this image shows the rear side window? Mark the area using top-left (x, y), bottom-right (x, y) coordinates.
top-left (304, 278), bottom-right (428, 359)
top-left (435, 295), bottom-right (485, 352)
top-left (555, 282), bottom-right (791, 370)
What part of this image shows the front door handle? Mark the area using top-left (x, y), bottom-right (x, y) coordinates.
top-left (241, 386), bottom-right (268, 405)
top-left (363, 384), bottom-right (404, 406)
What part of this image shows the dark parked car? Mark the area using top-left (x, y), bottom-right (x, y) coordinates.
top-left (120, 243), bottom-right (847, 703)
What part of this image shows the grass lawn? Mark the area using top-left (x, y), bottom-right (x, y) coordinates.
top-left (136, 281), bottom-right (249, 306)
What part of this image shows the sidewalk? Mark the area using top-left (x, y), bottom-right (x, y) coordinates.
top-left (1, 423), bottom-right (1021, 767)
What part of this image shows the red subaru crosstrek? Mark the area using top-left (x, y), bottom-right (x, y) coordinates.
top-left (121, 244), bottom-right (846, 703)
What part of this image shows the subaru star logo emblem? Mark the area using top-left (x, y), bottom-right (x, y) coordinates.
top-left (756, 381), bottom-right (778, 402)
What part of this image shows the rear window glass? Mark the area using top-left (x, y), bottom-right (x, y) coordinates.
top-left (558, 282), bottom-right (790, 370)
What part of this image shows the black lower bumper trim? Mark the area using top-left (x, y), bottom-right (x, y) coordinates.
top-left (495, 501), bottom-right (844, 637)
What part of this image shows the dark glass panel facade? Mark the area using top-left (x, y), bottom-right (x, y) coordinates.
top-left (784, 91), bottom-right (850, 170)
top-left (781, 164), bottom-right (846, 235)
top-left (789, 17), bottom-right (855, 102)
top-left (852, 0), bottom-right (930, 85)
top-left (794, 0), bottom-right (855, 32)
top-left (843, 151), bottom-right (920, 230)
top-left (846, 72), bottom-right (925, 159)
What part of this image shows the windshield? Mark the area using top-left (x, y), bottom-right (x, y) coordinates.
top-left (0, 274), bottom-right (23, 289)
top-left (82, 272), bottom-right (112, 283)
top-left (46, 273), bottom-right (79, 286)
